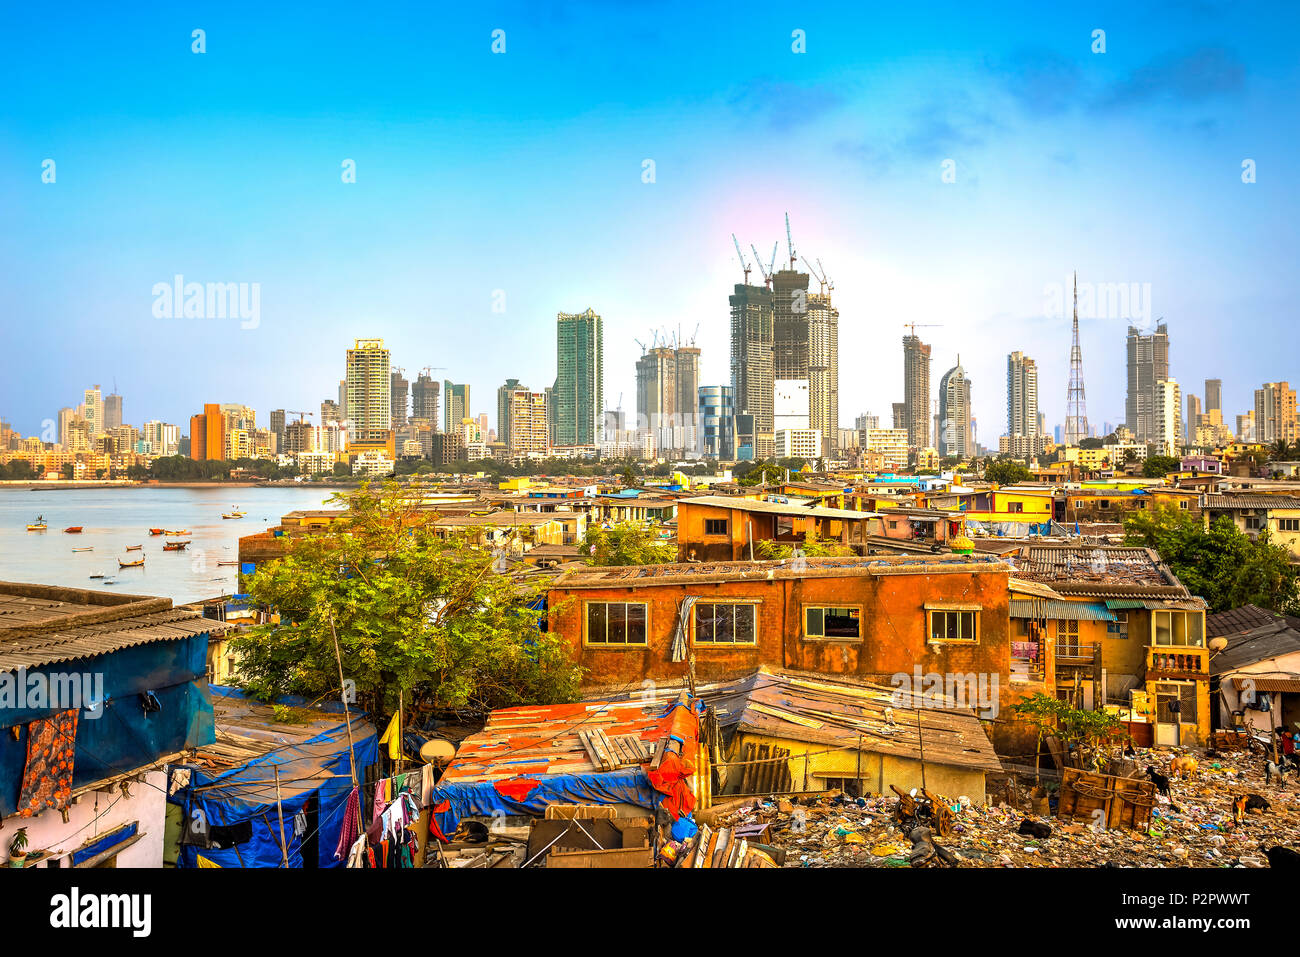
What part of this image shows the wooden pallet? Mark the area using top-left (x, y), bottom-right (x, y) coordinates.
top-left (578, 729), bottom-right (655, 771)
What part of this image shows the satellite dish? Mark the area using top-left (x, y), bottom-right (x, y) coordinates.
top-left (1208, 636), bottom-right (1228, 652)
top-left (419, 738), bottom-right (456, 764)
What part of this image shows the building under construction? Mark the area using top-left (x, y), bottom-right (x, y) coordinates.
top-left (635, 334), bottom-right (700, 457)
top-left (902, 334), bottom-right (932, 452)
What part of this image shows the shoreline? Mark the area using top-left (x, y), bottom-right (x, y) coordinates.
top-left (0, 481), bottom-right (360, 491)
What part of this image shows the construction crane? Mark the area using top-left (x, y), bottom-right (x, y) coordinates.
top-left (785, 212), bottom-right (796, 270)
top-left (420, 366), bottom-right (447, 376)
top-left (288, 410), bottom-right (315, 425)
top-left (751, 242), bottom-right (779, 288)
top-left (902, 322), bottom-right (943, 337)
top-left (732, 234), bottom-right (751, 285)
top-left (802, 256), bottom-right (833, 294)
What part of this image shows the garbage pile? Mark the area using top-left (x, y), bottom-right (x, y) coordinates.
top-left (703, 746), bottom-right (1300, 868)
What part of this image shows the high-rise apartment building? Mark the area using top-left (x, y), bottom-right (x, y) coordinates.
top-left (1153, 378), bottom-right (1182, 455)
top-left (1185, 394), bottom-right (1201, 444)
top-left (496, 378), bottom-right (525, 447)
top-left (270, 409), bottom-right (286, 452)
top-left (443, 382), bottom-right (471, 435)
top-left (938, 359), bottom-right (972, 459)
top-left (83, 386), bottom-right (104, 437)
top-left (729, 283), bottom-right (775, 461)
top-left (345, 338), bottom-right (392, 443)
top-left (855, 413), bottom-right (880, 432)
top-left (411, 372), bottom-right (440, 427)
top-left (770, 266), bottom-right (838, 452)
top-left (636, 344), bottom-right (700, 456)
top-left (189, 403), bottom-right (225, 461)
top-left (698, 385), bottom-right (735, 459)
top-left (902, 335), bottom-right (932, 450)
top-left (1204, 378), bottom-right (1222, 415)
top-left (1255, 381), bottom-right (1298, 445)
top-left (554, 308), bottom-right (604, 447)
top-left (507, 389), bottom-right (549, 455)
top-left (1006, 351), bottom-right (1043, 454)
top-left (1126, 323), bottom-right (1170, 443)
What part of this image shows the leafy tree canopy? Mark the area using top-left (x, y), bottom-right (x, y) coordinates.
top-left (581, 521), bottom-right (676, 566)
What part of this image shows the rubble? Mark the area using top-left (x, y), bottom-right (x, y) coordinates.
top-left (703, 746), bottom-right (1300, 867)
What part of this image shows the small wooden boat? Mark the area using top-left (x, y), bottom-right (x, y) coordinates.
top-left (217, 561), bottom-right (239, 566)
top-left (117, 558), bottom-right (144, 568)
top-left (125, 544), bottom-right (143, 551)
top-left (64, 526), bottom-right (83, 533)
top-left (89, 574), bottom-right (104, 579)
top-left (163, 541), bottom-right (190, 551)
top-left (148, 528), bottom-right (166, 536)
top-left (222, 513), bottom-right (244, 520)
top-left (72, 547), bottom-right (93, 552)
top-left (164, 529), bottom-right (189, 535)
top-left (27, 515), bottom-right (48, 531)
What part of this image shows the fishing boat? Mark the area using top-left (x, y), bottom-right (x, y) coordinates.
top-left (117, 558), bottom-right (144, 569)
top-left (222, 512), bottom-right (245, 520)
top-left (217, 560), bottom-right (239, 566)
top-left (89, 574), bottom-right (104, 579)
top-left (148, 528), bottom-right (166, 536)
top-left (64, 526), bottom-right (83, 534)
top-left (163, 541), bottom-right (190, 551)
top-left (125, 544), bottom-right (143, 551)
top-left (164, 529), bottom-right (189, 536)
top-left (72, 547), bottom-right (93, 552)
top-left (27, 515), bottom-right (47, 531)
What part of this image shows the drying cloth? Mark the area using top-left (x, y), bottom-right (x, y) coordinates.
top-left (334, 786), bottom-right (361, 861)
top-left (379, 712), bottom-right (402, 760)
top-left (18, 709), bottom-right (79, 818)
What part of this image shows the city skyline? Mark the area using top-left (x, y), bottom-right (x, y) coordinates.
top-left (3, 2), bottom-right (1296, 439)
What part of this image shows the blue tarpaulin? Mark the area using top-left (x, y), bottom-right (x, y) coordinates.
top-left (169, 687), bottom-right (378, 868)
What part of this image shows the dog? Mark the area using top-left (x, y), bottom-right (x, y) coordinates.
top-left (1146, 765), bottom-right (1171, 796)
top-left (1017, 819), bottom-right (1052, 840)
top-left (1169, 755), bottom-right (1198, 780)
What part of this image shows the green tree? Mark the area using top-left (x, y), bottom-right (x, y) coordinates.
top-left (984, 460), bottom-right (1032, 485)
top-left (1142, 454), bottom-right (1181, 478)
top-left (581, 521), bottom-right (676, 566)
top-left (233, 481), bottom-right (582, 719)
top-left (1124, 506), bottom-right (1299, 613)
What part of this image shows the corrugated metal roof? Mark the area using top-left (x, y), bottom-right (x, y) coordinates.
top-left (1010, 599), bottom-right (1116, 621)
top-left (1203, 494), bottom-right (1300, 510)
top-left (1231, 677), bottom-right (1300, 694)
top-left (0, 610), bottom-right (229, 672)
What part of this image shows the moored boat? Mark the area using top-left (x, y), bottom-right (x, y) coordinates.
top-left (125, 544), bottom-right (143, 551)
top-left (149, 528), bottom-right (166, 535)
top-left (72, 547), bottom-right (93, 552)
top-left (163, 541), bottom-right (191, 551)
top-left (64, 526), bottom-right (83, 533)
top-left (27, 515), bottom-right (48, 531)
top-left (117, 558), bottom-right (144, 568)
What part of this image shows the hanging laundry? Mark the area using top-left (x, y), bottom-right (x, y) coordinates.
top-left (293, 809), bottom-right (308, 838)
top-left (335, 786), bottom-right (362, 861)
top-left (17, 708), bottom-right (79, 818)
top-left (378, 711), bottom-right (402, 760)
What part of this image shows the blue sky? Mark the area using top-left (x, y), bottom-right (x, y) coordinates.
top-left (2, 0), bottom-right (1297, 442)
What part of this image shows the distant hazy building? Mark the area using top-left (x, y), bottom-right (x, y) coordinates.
top-left (636, 343), bottom-right (699, 456)
top-left (104, 393), bottom-right (123, 431)
top-left (854, 413), bottom-right (880, 432)
top-left (1186, 394), bottom-right (1201, 445)
top-left (891, 402), bottom-right (906, 431)
top-left (320, 399), bottom-right (342, 424)
top-left (698, 385), bottom-right (735, 459)
top-left (443, 382), bottom-right (470, 435)
top-left (346, 338), bottom-right (392, 444)
top-left (555, 308), bottom-right (604, 447)
top-left (938, 359), bottom-right (972, 459)
top-left (730, 283), bottom-right (774, 460)
top-left (902, 335), bottom-right (932, 449)
top-left (1126, 323), bottom-right (1170, 444)
top-left (270, 409), bottom-right (286, 452)
top-left (774, 379), bottom-right (811, 434)
top-left (83, 386), bottom-right (104, 438)
top-left (1205, 378), bottom-right (1222, 415)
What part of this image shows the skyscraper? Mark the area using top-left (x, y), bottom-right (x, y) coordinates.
top-left (554, 308), bottom-right (603, 447)
top-left (83, 386), bottom-right (103, 437)
top-left (270, 409), bottom-right (286, 452)
top-left (1064, 274), bottom-right (1090, 446)
top-left (1185, 394), bottom-right (1201, 444)
top-left (729, 283), bottom-right (774, 459)
top-left (497, 378), bottom-right (525, 448)
top-left (1154, 378), bottom-right (1182, 455)
top-left (1006, 351), bottom-right (1041, 454)
top-left (771, 260), bottom-right (838, 453)
top-left (1125, 322), bottom-right (1170, 443)
top-left (1255, 381), bottom-right (1298, 445)
top-left (902, 334), bottom-right (932, 450)
top-left (443, 381), bottom-right (470, 434)
top-left (390, 369), bottom-right (409, 430)
top-left (938, 359), bottom-right (972, 458)
top-left (1204, 378), bottom-right (1222, 415)
top-left (412, 372), bottom-right (440, 427)
top-left (636, 342), bottom-right (700, 456)
top-left (104, 393), bottom-right (123, 431)
top-left (345, 338), bottom-right (391, 443)
top-left (507, 389), bottom-right (549, 455)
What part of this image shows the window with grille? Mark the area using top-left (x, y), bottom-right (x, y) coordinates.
top-left (704, 518), bottom-right (728, 536)
top-left (585, 602), bottom-right (648, 646)
top-left (693, 602), bottom-right (757, 645)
